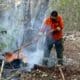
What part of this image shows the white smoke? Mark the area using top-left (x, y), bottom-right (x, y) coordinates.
top-left (0, 0), bottom-right (50, 71)
top-left (24, 35), bottom-right (46, 71)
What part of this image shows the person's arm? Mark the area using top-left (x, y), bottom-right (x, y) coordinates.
top-left (59, 16), bottom-right (64, 30)
top-left (57, 16), bottom-right (64, 31)
top-left (38, 24), bottom-right (49, 36)
top-left (38, 18), bottom-right (51, 35)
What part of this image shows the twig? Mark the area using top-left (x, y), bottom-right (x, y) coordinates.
top-left (0, 60), bottom-right (5, 80)
top-left (58, 65), bottom-right (65, 80)
top-left (3, 70), bottom-right (20, 80)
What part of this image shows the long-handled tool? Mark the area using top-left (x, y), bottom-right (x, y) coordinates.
top-left (13, 28), bottom-right (54, 53)
top-left (13, 40), bottom-right (36, 53)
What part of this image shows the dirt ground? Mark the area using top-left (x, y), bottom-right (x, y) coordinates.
top-left (2, 32), bottom-right (80, 80)
top-left (20, 32), bottom-right (80, 80)
top-left (20, 40), bottom-right (80, 80)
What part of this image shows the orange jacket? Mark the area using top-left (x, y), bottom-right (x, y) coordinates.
top-left (44, 16), bottom-right (64, 40)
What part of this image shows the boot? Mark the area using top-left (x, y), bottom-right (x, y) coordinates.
top-left (58, 59), bottom-right (63, 66)
top-left (43, 59), bottom-right (48, 66)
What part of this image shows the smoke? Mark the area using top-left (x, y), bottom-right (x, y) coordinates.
top-left (23, 35), bottom-right (46, 71)
top-left (0, 0), bottom-right (50, 71)
top-left (0, 1), bottom-right (24, 53)
top-left (21, 0), bottom-right (50, 70)
top-left (27, 49), bottom-right (44, 70)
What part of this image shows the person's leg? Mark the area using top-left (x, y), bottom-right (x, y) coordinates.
top-left (43, 37), bottom-right (53, 65)
top-left (55, 38), bottom-right (64, 65)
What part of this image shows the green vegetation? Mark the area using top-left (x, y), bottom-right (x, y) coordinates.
top-left (49, 0), bottom-right (80, 31)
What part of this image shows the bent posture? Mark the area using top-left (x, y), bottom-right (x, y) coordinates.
top-left (41, 11), bottom-right (64, 66)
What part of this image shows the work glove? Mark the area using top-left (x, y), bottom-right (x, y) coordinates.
top-left (56, 26), bottom-right (61, 31)
top-left (34, 32), bottom-right (44, 42)
top-left (38, 32), bottom-right (44, 36)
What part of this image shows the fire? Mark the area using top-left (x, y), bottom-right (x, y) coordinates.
top-left (4, 52), bottom-right (27, 63)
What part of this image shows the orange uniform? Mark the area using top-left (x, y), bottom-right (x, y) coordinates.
top-left (44, 16), bottom-right (64, 40)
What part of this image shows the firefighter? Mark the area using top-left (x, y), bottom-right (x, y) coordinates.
top-left (40, 11), bottom-right (64, 66)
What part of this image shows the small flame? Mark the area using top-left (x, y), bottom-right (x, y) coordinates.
top-left (4, 52), bottom-right (27, 63)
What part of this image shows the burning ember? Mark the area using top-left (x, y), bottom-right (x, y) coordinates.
top-left (3, 52), bottom-right (27, 63)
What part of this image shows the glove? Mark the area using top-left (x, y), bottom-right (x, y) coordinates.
top-left (47, 29), bottom-right (54, 35)
top-left (38, 32), bottom-right (43, 36)
top-left (56, 27), bottom-right (61, 31)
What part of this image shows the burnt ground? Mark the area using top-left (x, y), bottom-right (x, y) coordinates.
top-left (20, 37), bottom-right (80, 80)
top-left (1, 32), bottom-right (80, 80)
